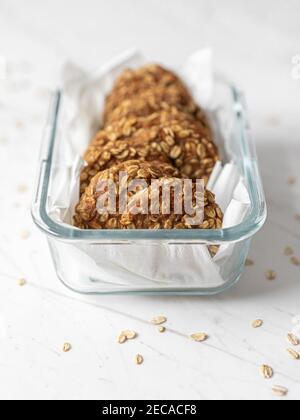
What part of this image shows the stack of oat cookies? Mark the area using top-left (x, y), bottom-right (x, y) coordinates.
top-left (74, 64), bottom-right (223, 230)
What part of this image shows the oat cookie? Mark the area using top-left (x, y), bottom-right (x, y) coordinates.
top-left (74, 160), bottom-right (223, 230)
top-left (81, 133), bottom-right (171, 195)
top-left (81, 108), bottom-right (219, 193)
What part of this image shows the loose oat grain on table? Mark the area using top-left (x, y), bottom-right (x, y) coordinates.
top-left (287, 176), bottom-right (297, 186)
top-left (118, 334), bottom-right (127, 344)
top-left (208, 245), bottom-right (219, 257)
top-left (265, 270), bottom-right (276, 280)
top-left (260, 365), bottom-right (274, 379)
top-left (284, 246), bottom-right (294, 256)
top-left (17, 278), bottom-right (26, 287)
top-left (63, 343), bottom-right (72, 353)
top-left (15, 120), bottom-right (25, 130)
top-left (135, 354), bottom-right (144, 365)
top-left (290, 256), bottom-right (300, 266)
top-left (81, 107), bottom-right (219, 193)
top-left (75, 160), bottom-right (223, 230)
top-left (245, 258), bottom-right (254, 266)
top-left (104, 65), bottom-right (204, 125)
top-left (122, 330), bottom-right (137, 340)
top-left (190, 332), bottom-right (209, 342)
top-left (287, 348), bottom-right (300, 360)
top-left (151, 316), bottom-right (167, 326)
top-left (20, 230), bottom-right (30, 240)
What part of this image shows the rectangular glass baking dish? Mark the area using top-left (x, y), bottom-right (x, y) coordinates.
top-left (31, 80), bottom-right (267, 295)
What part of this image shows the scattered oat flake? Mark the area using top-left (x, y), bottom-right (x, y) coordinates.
top-left (190, 332), bottom-right (209, 342)
top-left (284, 247), bottom-right (294, 256)
top-left (288, 176), bottom-right (297, 186)
top-left (151, 316), bottom-right (167, 325)
top-left (17, 184), bottom-right (28, 193)
top-left (266, 270), bottom-right (276, 280)
top-left (252, 319), bottom-right (263, 329)
top-left (287, 333), bottom-right (300, 346)
top-left (135, 354), bottom-right (144, 365)
top-left (20, 230), bottom-right (30, 240)
top-left (0, 136), bottom-right (8, 145)
top-left (158, 326), bottom-right (166, 333)
top-left (245, 258), bottom-right (254, 266)
top-left (18, 278), bottom-right (26, 287)
top-left (15, 120), bottom-right (25, 130)
top-left (118, 334), bottom-right (127, 344)
top-left (290, 256), bottom-right (300, 266)
top-left (209, 245), bottom-right (219, 257)
top-left (260, 365), bottom-right (274, 379)
top-left (287, 348), bottom-right (300, 360)
top-left (266, 114), bottom-right (280, 127)
top-left (295, 214), bottom-right (300, 221)
top-left (122, 330), bottom-right (137, 340)
top-left (272, 385), bottom-right (288, 397)
top-left (63, 343), bottom-right (72, 353)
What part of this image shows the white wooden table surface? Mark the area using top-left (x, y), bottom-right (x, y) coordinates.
top-left (0, 0), bottom-right (300, 400)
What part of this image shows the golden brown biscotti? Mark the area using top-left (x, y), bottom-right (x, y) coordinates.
top-left (74, 160), bottom-right (223, 230)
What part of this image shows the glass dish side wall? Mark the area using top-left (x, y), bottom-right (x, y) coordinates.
top-left (47, 236), bottom-right (252, 295)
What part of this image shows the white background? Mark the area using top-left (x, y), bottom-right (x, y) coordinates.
top-left (0, 0), bottom-right (300, 400)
